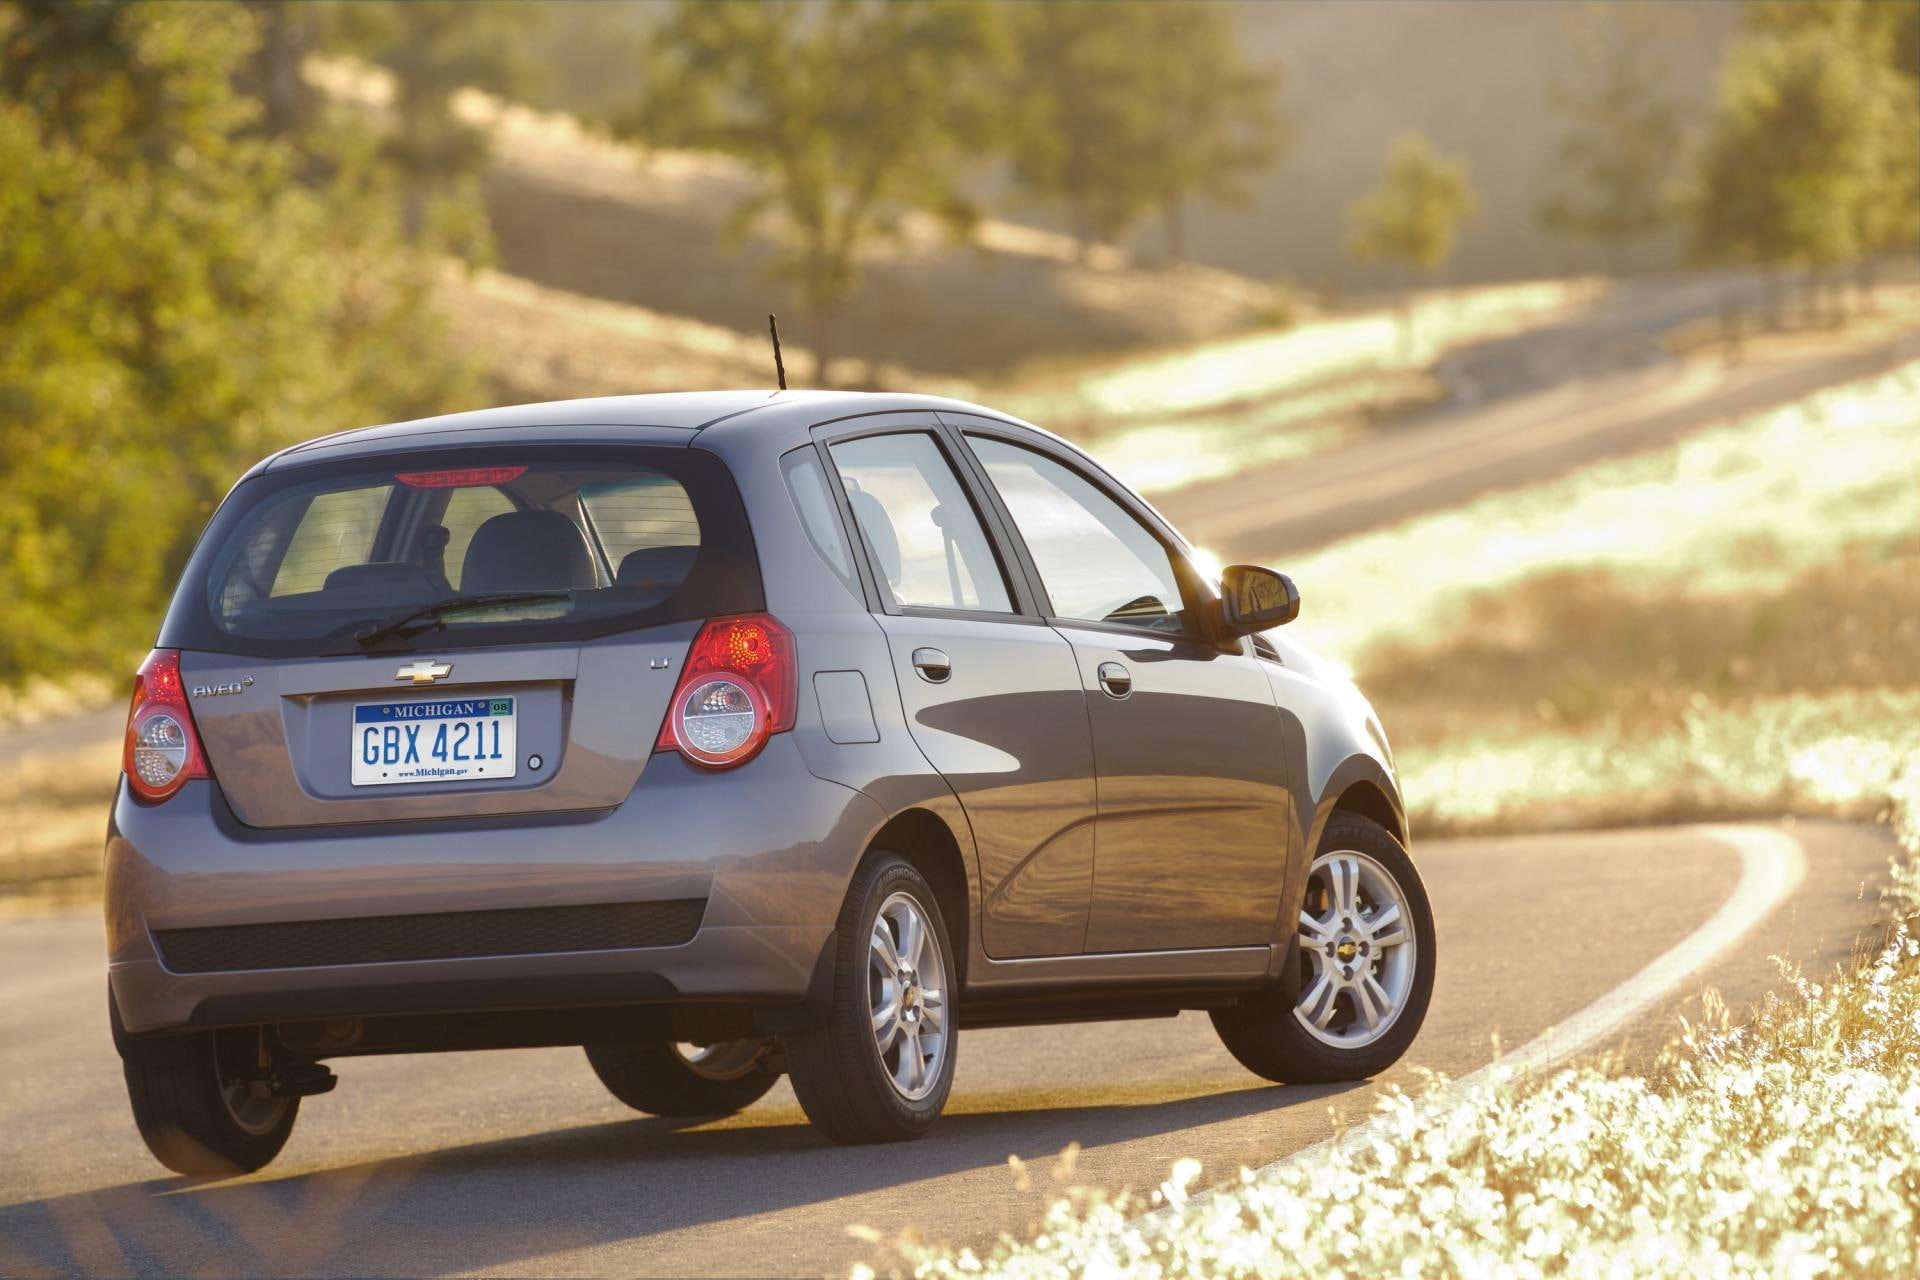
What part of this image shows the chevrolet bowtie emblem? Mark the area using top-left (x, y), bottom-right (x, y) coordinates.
top-left (395, 659), bottom-right (453, 686)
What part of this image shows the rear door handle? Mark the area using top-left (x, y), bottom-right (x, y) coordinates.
top-left (912, 648), bottom-right (951, 683)
top-left (1097, 661), bottom-right (1132, 699)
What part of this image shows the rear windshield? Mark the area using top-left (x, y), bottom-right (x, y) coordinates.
top-left (160, 444), bottom-right (761, 657)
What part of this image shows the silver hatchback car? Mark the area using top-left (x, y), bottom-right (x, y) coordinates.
top-left (106, 391), bottom-right (1434, 1174)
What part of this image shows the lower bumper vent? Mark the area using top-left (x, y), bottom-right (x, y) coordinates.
top-left (155, 899), bottom-right (707, 974)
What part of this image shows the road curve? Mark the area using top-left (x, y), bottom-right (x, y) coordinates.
top-left (0, 819), bottom-right (1892, 1278)
top-left (1154, 317), bottom-right (1919, 564)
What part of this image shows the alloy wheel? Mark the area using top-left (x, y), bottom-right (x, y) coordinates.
top-left (216, 1029), bottom-right (292, 1136)
top-left (867, 891), bottom-right (949, 1101)
top-left (1293, 848), bottom-right (1418, 1049)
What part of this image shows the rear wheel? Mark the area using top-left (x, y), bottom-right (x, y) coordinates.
top-left (583, 1038), bottom-right (779, 1117)
top-left (122, 1026), bottom-right (299, 1176)
top-left (1213, 815), bottom-right (1435, 1083)
top-left (784, 855), bottom-right (957, 1143)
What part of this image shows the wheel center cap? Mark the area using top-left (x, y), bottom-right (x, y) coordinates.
top-left (1335, 937), bottom-right (1359, 963)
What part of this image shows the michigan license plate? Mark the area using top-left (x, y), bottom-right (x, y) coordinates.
top-left (350, 697), bottom-right (518, 786)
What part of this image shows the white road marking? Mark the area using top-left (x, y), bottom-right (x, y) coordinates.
top-left (1140, 823), bottom-right (1806, 1225)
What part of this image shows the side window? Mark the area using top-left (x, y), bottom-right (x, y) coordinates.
top-left (969, 437), bottom-right (1189, 635)
top-left (828, 433), bottom-right (1012, 613)
top-left (270, 485), bottom-right (393, 597)
top-left (440, 486), bottom-right (516, 591)
top-left (781, 446), bottom-right (861, 600)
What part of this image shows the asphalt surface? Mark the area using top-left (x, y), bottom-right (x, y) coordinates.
top-left (0, 820), bottom-right (1894, 1278)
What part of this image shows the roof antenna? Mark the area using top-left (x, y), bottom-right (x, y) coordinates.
top-left (767, 313), bottom-right (788, 391)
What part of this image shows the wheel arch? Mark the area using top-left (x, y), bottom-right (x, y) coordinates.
top-left (863, 806), bottom-right (972, 988)
top-left (1308, 754), bottom-right (1408, 857)
top-left (1327, 779), bottom-right (1405, 846)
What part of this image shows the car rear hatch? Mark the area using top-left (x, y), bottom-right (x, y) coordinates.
top-left (158, 442), bottom-right (762, 829)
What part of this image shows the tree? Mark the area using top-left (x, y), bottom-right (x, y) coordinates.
top-left (1346, 134), bottom-right (1478, 359)
top-left (0, 0), bottom-right (475, 681)
top-left (1727, 0), bottom-right (1920, 299)
top-left (623, 0), bottom-right (1008, 384)
top-left (1535, 12), bottom-right (1683, 268)
top-left (1007, 1), bottom-right (1283, 263)
top-left (321, 0), bottom-right (543, 257)
top-left (1687, 6), bottom-right (1908, 318)
top-left (1134, 1), bottom-right (1286, 264)
top-left (1005, 2), bottom-right (1159, 259)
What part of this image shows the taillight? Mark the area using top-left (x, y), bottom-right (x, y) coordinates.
top-left (123, 649), bottom-right (211, 802)
top-left (655, 613), bottom-right (797, 769)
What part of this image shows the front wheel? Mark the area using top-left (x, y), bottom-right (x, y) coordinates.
top-left (1213, 815), bottom-right (1435, 1083)
top-left (583, 1038), bottom-right (779, 1117)
top-left (784, 854), bottom-right (957, 1143)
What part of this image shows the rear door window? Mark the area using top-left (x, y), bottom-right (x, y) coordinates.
top-left (167, 446), bottom-right (760, 657)
top-left (828, 433), bottom-right (1012, 613)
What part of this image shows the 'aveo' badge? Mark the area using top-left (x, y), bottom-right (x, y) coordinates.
top-left (190, 677), bottom-right (254, 698)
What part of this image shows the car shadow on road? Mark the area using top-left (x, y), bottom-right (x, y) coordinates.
top-left (0, 1077), bottom-right (1364, 1277)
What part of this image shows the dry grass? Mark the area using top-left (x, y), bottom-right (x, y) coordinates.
top-left (436, 267), bottom-right (967, 404)
top-left (0, 737), bottom-right (119, 911)
top-left (1665, 280), bottom-right (1920, 366)
top-left (1282, 359), bottom-right (1920, 665)
top-left (890, 925), bottom-right (1920, 1279)
top-left (1313, 359), bottom-right (1920, 840)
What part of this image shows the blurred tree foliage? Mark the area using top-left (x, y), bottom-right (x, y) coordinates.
top-left (316, 0), bottom-right (543, 261)
top-left (1007, 0), bottom-right (1284, 263)
top-left (1689, 0), bottom-right (1919, 307)
top-left (622, 0), bottom-right (1008, 384)
top-left (1535, 10), bottom-right (1683, 265)
top-left (1347, 134), bottom-right (1479, 358)
top-left (0, 0), bottom-right (475, 683)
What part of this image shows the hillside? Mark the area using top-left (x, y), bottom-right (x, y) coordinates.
top-left (500, 0), bottom-right (1745, 289)
top-left (290, 54), bottom-right (1298, 381)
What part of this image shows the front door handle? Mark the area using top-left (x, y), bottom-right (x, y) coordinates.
top-left (1097, 661), bottom-right (1132, 699)
top-left (912, 647), bottom-right (952, 683)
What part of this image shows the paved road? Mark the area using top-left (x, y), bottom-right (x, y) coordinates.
top-left (1155, 293), bottom-right (1920, 563)
top-left (0, 820), bottom-right (1893, 1278)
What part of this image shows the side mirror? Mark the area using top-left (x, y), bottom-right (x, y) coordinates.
top-left (1219, 564), bottom-right (1299, 633)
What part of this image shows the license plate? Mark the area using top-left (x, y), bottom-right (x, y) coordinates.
top-left (351, 697), bottom-right (518, 786)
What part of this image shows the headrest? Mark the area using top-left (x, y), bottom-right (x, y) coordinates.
top-left (848, 489), bottom-right (901, 589)
top-left (460, 510), bottom-right (596, 594)
top-left (322, 562), bottom-right (442, 602)
top-left (616, 544), bottom-right (699, 599)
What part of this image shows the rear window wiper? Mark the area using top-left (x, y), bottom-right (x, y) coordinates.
top-left (345, 591), bottom-right (574, 650)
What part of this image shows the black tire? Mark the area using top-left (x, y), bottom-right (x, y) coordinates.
top-left (783, 854), bottom-right (957, 1144)
top-left (1212, 815), bottom-right (1436, 1084)
top-left (122, 1027), bottom-right (299, 1176)
top-left (583, 1039), bottom-right (779, 1117)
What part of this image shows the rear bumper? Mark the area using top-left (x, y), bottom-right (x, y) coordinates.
top-left (105, 735), bottom-right (882, 1034)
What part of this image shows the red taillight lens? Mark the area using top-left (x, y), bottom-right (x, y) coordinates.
top-left (655, 613), bottom-right (797, 768)
top-left (123, 649), bottom-right (211, 802)
top-left (395, 466), bottom-right (528, 488)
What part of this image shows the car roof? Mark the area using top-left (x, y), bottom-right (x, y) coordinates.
top-left (254, 389), bottom-right (1031, 473)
